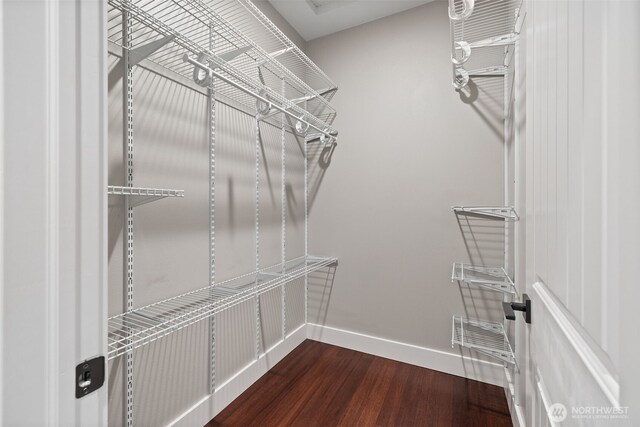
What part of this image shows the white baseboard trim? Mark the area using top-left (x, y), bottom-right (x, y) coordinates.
top-left (307, 323), bottom-right (505, 387)
top-left (168, 323), bottom-right (307, 427)
top-left (510, 399), bottom-right (526, 427)
top-left (169, 322), bottom-right (506, 426)
top-left (505, 367), bottom-right (526, 427)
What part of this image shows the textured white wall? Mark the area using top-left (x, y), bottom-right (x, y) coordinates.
top-left (305, 1), bottom-right (507, 356)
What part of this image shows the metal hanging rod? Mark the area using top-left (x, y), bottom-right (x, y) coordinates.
top-left (184, 54), bottom-right (337, 143)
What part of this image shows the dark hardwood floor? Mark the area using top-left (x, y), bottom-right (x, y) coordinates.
top-left (207, 340), bottom-right (512, 427)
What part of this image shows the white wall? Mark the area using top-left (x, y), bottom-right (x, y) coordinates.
top-left (305, 1), bottom-right (509, 375)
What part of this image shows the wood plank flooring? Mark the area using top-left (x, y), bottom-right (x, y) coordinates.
top-left (207, 340), bottom-right (512, 427)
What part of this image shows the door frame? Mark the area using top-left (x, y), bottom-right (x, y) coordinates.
top-left (1, 0), bottom-right (107, 425)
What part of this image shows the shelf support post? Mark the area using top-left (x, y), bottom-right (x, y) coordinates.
top-left (281, 76), bottom-right (287, 340)
top-left (208, 21), bottom-right (217, 395)
top-left (304, 110), bottom-right (309, 324)
top-left (255, 110), bottom-right (262, 359)
top-left (122, 7), bottom-right (135, 427)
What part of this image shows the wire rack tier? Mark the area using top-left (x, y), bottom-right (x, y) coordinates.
top-left (108, 185), bottom-right (185, 207)
top-left (448, 0), bottom-right (524, 89)
top-left (452, 316), bottom-right (515, 365)
top-left (451, 262), bottom-right (516, 294)
top-left (452, 205), bottom-right (519, 221)
top-left (107, 0), bottom-right (337, 140)
top-left (108, 255), bottom-right (337, 360)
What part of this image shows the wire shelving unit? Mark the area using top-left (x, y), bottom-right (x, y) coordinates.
top-left (451, 205), bottom-right (519, 221)
top-left (447, 0), bottom-right (525, 393)
top-left (107, 0), bottom-right (337, 142)
top-left (451, 262), bottom-right (516, 294)
top-left (108, 1), bottom-right (339, 424)
top-left (107, 185), bottom-right (185, 207)
top-left (452, 316), bottom-right (515, 365)
top-left (448, 0), bottom-right (524, 89)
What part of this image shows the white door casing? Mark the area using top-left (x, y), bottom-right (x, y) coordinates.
top-left (1, 0), bottom-right (107, 425)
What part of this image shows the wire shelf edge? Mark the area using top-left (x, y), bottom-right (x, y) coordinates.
top-left (451, 316), bottom-right (515, 365)
top-left (108, 255), bottom-right (337, 359)
top-left (451, 262), bottom-right (516, 294)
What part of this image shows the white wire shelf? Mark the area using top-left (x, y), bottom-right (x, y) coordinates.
top-left (107, 185), bottom-right (185, 207)
top-left (448, 0), bottom-right (524, 89)
top-left (108, 255), bottom-right (337, 360)
top-left (107, 0), bottom-right (337, 138)
top-left (451, 205), bottom-right (519, 221)
top-left (452, 316), bottom-right (515, 365)
top-left (451, 262), bottom-right (516, 294)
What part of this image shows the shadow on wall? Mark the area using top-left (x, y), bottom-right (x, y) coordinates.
top-left (459, 77), bottom-right (505, 140)
top-left (307, 141), bottom-right (337, 211)
top-left (308, 264), bottom-right (338, 327)
top-left (454, 214), bottom-right (508, 267)
top-left (108, 320), bottom-right (209, 427)
top-left (449, 213), bottom-right (512, 375)
top-left (453, 211), bottom-right (510, 311)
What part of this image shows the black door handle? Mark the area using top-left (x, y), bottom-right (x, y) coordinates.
top-left (503, 294), bottom-right (532, 324)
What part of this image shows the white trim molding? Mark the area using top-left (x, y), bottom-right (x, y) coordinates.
top-left (532, 281), bottom-right (620, 407)
top-left (307, 323), bottom-right (505, 387)
top-left (0, 0), bottom-right (4, 419)
top-left (169, 324), bottom-right (308, 427)
top-left (169, 322), bottom-right (507, 426)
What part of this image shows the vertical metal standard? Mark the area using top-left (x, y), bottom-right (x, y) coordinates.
top-left (304, 119), bottom-right (309, 324)
top-left (254, 115), bottom-right (261, 359)
top-left (503, 65), bottom-right (510, 279)
top-left (122, 8), bottom-right (135, 427)
top-left (208, 23), bottom-right (216, 394)
top-left (280, 78), bottom-right (286, 340)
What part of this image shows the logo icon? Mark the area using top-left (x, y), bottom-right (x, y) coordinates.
top-left (549, 403), bottom-right (567, 422)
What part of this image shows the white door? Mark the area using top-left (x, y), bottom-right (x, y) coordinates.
top-left (517, 0), bottom-right (640, 426)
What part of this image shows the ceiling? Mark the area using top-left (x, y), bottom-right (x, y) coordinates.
top-left (267, 0), bottom-right (434, 41)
